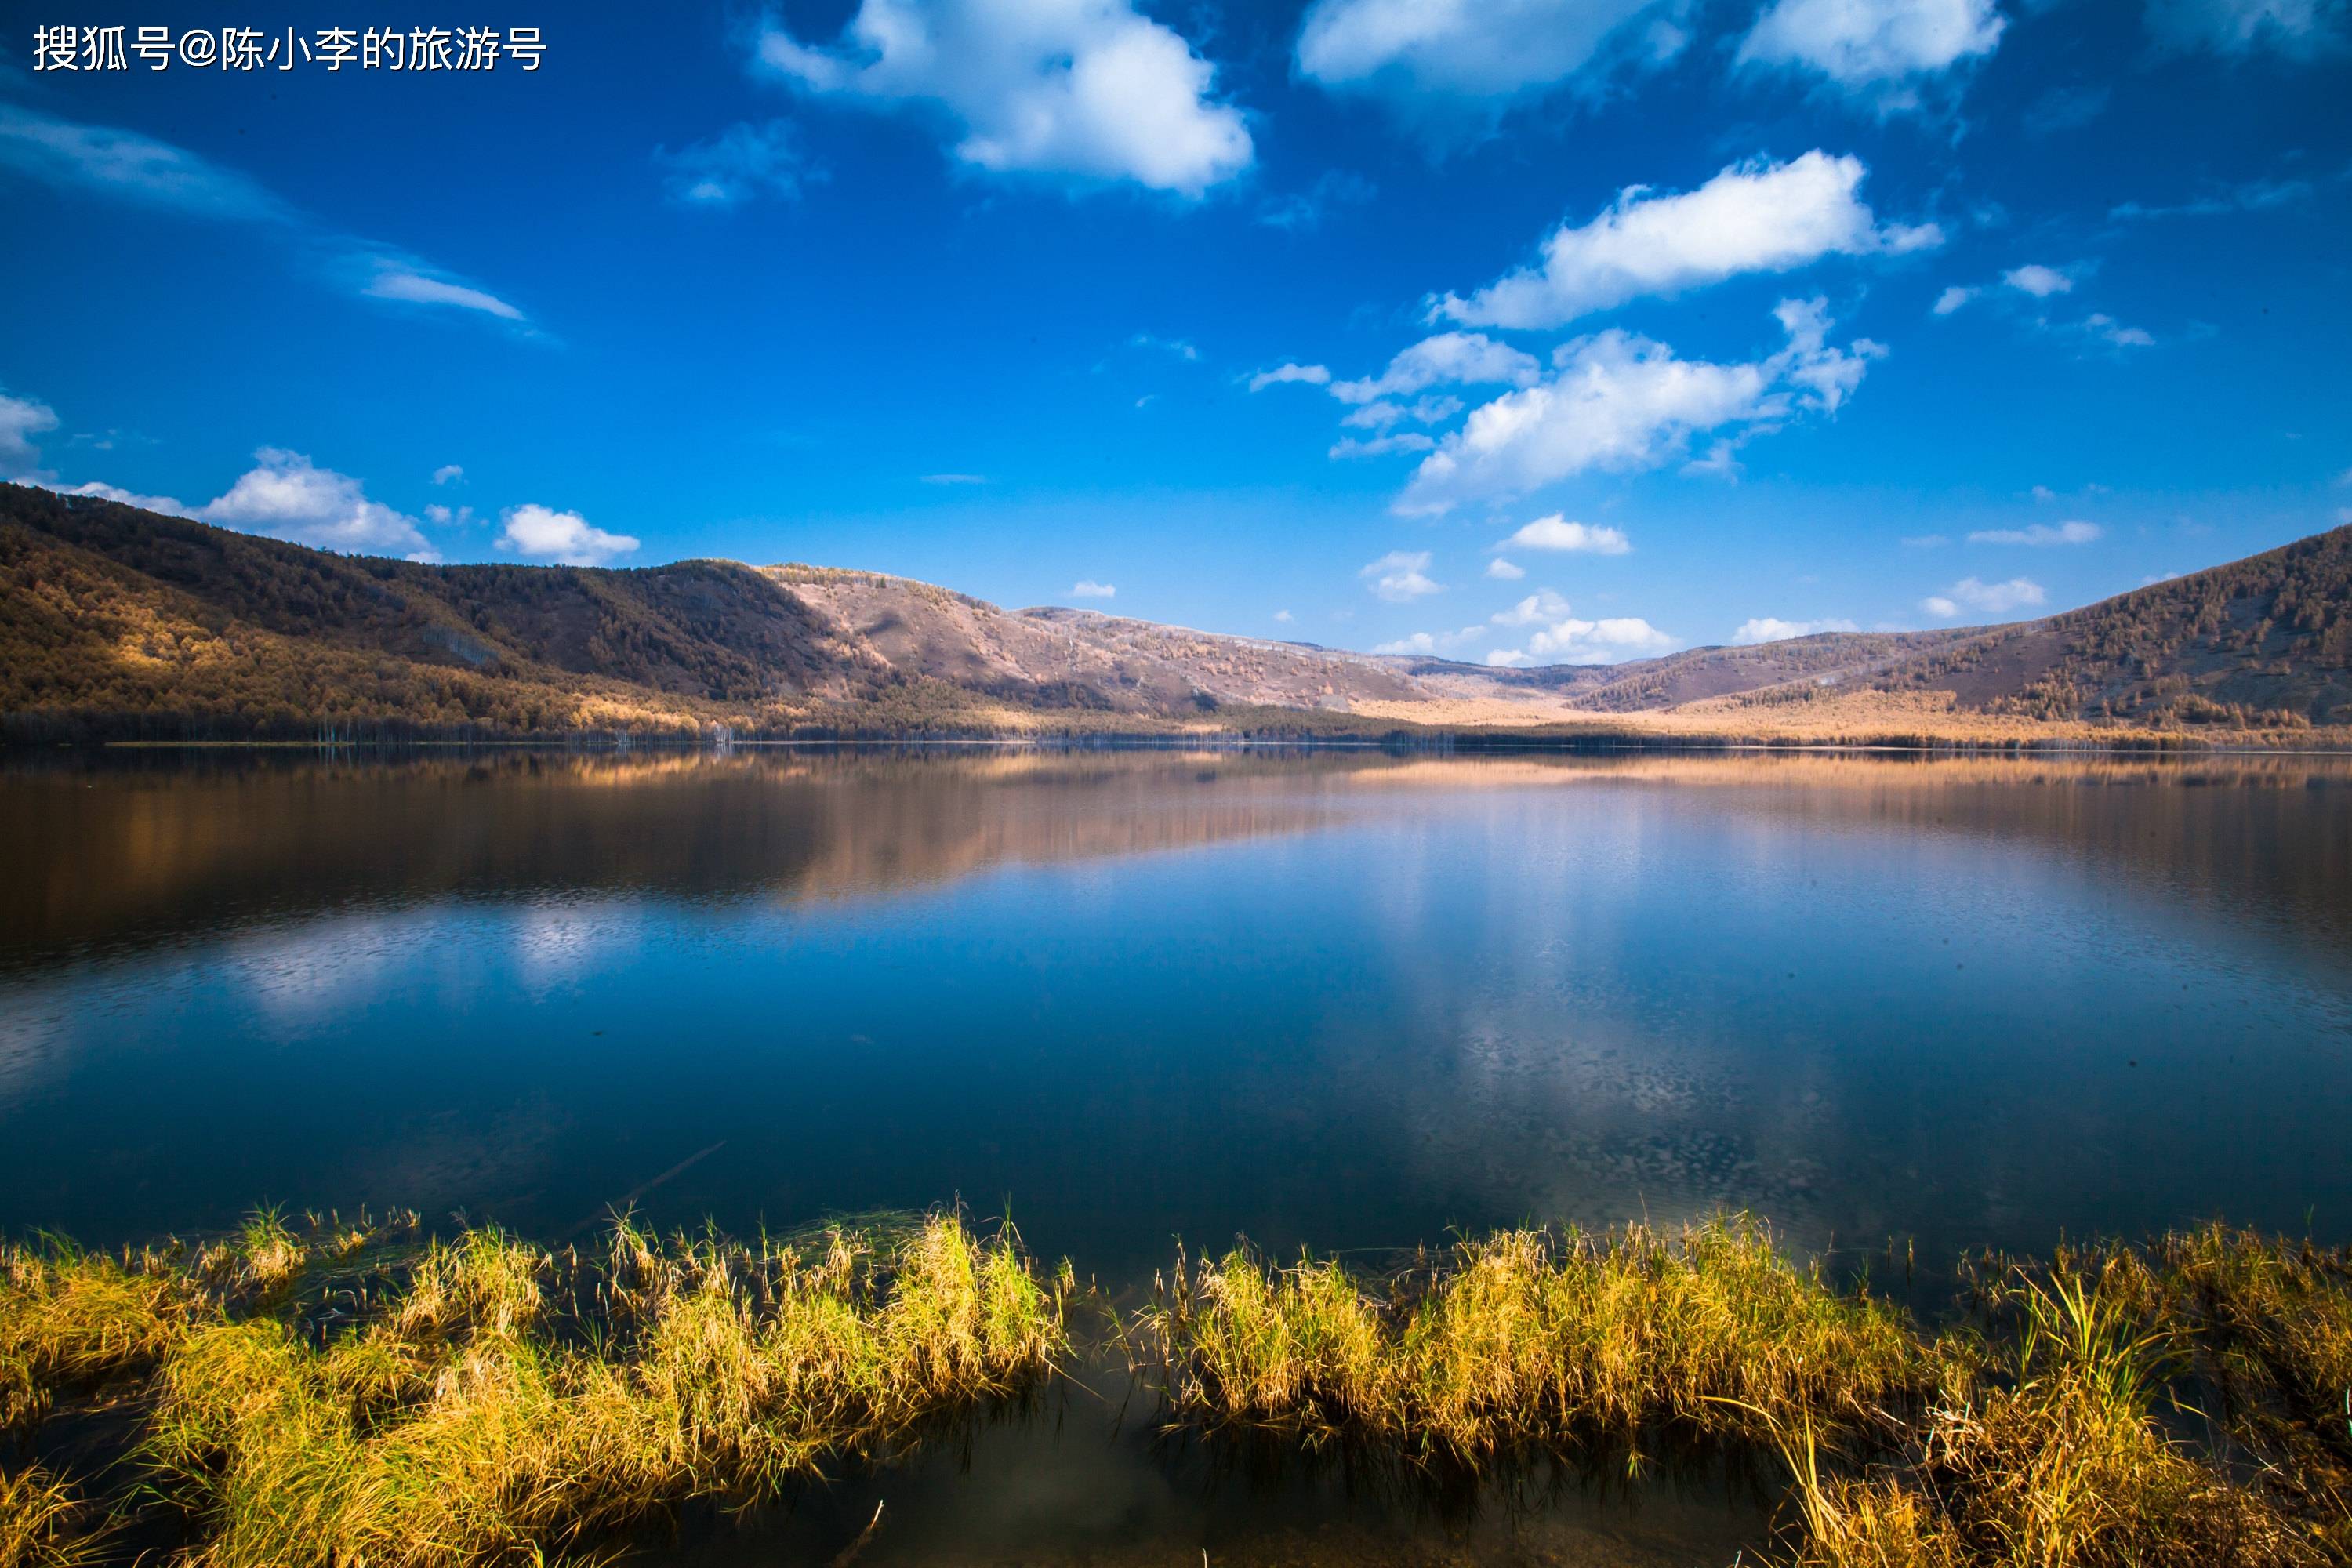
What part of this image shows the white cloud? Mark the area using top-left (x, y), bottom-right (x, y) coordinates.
top-left (432, 464), bottom-right (465, 485)
top-left (1733, 615), bottom-right (1859, 643)
top-left (921, 472), bottom-right (989, 485)
top-left (0, 103), bottom-right (288, 221)
top-left (1372, 625), bottom-right (1485, 655)
top-left (0, 392), bottom-right (60, 479)
top-left (1294, 0), bottom-right (1677, 109)
top-left (1932, 285), bottom-right (1979, 314)
top-left (1738, 0), bottom-right (2005, 87)
top-left (1332, 332), bottom-right (1541, 404)
top-left (1485, 557), bottom-right (1526, 580)
top-left (495, 503), bottom-right (640, 567)
top-left (361, 264), bottom-right (524, 321)
top-left (755, 0), bottom-right (1253, 197)
top-left (1920, 575), bottom-right (2047, 617)
top-left (1330, 433), bottom-right (1439, 459)
top-left (200, 448), bottom-right (441, 561)
top-left (2003, 263), bottom-right (2075, 298)
top-left (1256, 169), bottom-right (1377, 232)
top-left (1499, 516), bottom-right (1632, 554)
top-left (1274, 608), bottom-right (1295, 623)
top-left (2145, 0), bottom-right (2348, 56)
top-left (0, 105), bottom-right (527, 329)
top-left (1493, 588), bottom-right (1574, 626)
top-left (1249, 362), bottom-right (1332, 391)
top-left (1129, 332), bottom-right (1200, 361)
top-left (1967, 521), bottom-right (2102, 546)
top-left (1399, 299), bottom-right (1883, 514)
top-left (53, 481), bottom-right (196, 516)
top-left (1071, 579), bottom-right (1117, 597)
top-left (1361, 549), bottom-right (1443, 601)
top-left (2031, 484), bottom-right (2056, 501)
top-left (1484, 648), bottom-right (1534, 667)
top-left (1491, 608), bottom-right (1675, 665)
top-left (1437, 152), bottom-right (1939, 331)
top-left (2083, 313), bottom-right (2156, 349)
top-left (660, 120), bottom-right (808, 206)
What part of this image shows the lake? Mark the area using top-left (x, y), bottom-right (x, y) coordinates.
top-left (4, 746), bottom-right (2348, 1562)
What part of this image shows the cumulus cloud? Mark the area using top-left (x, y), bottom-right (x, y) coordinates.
top-left (1372, 625), bottom-right (1485, 655)
top-left (659, 120), bottom-right (808, 206)
top-left (1274, 609), bottom-right (1295, 622)
top-left (1250, 362), bottom-right (1333, 392)
top-left (1070, 579), bottom-right (1117, 597)
top-left (432, 464), bottom-right (465, 485)
top-left (2145, 0), bottom-right (2348, 56)
top-left (1932, 285), bottom-right (1979, 314)
top-left (754, 0), bottom-right (1253, 197)
top-left (1398, 299), bottom-right (1884, 515)
top-left (1499, 516), bottom-right (1632, 554)
top-left (49, 480), bottom-right (192, 515)
top-left (1361, 549), bottom-right (1443, 601)
top-left (200, 448), bottom-right (441, 561)
top-left (1733, 615), bottom-right (1859, 643)
top-left (1294, 0), bottom-right (1682, 113)
top-left (1920, 575), bottom-right (2047, 617)
top-left (1437, 152), bottom-right (1939, 331)
top-left (1332, 332), bottom-right (1541, 404)
top-left (1492, 588), bottom-right (1574, 626)
top-left (1485, 648), bottom-right (1534, 666)
top-left (2004, 263), bottom-right (2075, 298)
top-left (0, 392), bottom-right (60, 479)
top-left (1488, 599), bottom-right (1675, 665)
top-left (496, 503), bottom-right (640, 567)
top-left (1968, 521), bottom-right (2101, 546)
top-left (1486, 557), bottom-right (1526, 580)
top-left (1738, 0), bottom-right (2005, 88)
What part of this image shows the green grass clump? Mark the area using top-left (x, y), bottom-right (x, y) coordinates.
top-left (1133, 1216), bottom-right (1926, 1461)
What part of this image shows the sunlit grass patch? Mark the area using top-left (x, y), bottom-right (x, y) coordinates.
top-left (1131, 1216), bottom-right (1927, 1462)
top-left (131, 1210), bottom-right (1068, 1567)
top-left (0, 1462), bottom-right (103, 1568)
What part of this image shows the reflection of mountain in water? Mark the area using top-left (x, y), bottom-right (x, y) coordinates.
top-left (0, 750), bottom-right (1345, 967)
top-left (7, 748), bottom-right (2347, 970)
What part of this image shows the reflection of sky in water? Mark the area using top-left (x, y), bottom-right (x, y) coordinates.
top-left (0, 756), bottom-right (2347, 1294)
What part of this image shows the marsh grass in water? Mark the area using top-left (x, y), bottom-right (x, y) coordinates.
top-left (1128, 1218), bottom-right (2352, 1566)
top-left (6, 1208), bottom-right (2351, 1566)
top-left (2, 1207), bottom-right (1068, 1567)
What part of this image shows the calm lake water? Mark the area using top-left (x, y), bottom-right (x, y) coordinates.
top-left (4, 746), bottom-right (2349, 1563)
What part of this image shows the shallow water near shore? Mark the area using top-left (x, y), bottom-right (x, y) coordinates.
top-left (4, 746), bottom-right (2350, 1560)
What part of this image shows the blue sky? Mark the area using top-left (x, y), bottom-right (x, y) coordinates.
top-left (2, 0), bottom-right (2347, 666)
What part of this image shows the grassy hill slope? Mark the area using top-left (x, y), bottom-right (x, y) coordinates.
top-left (4, 483), bottom-right (2347, 744)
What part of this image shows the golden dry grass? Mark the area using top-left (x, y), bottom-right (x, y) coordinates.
top-left (2, 1209), bottom-right (1068, 1568)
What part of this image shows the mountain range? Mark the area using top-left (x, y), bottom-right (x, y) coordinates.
top-left (4, 481), bottom-right (2347, 746)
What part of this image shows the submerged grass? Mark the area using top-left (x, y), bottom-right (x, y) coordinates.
top-left (1, 1207), bottom-right (1068, 1567)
